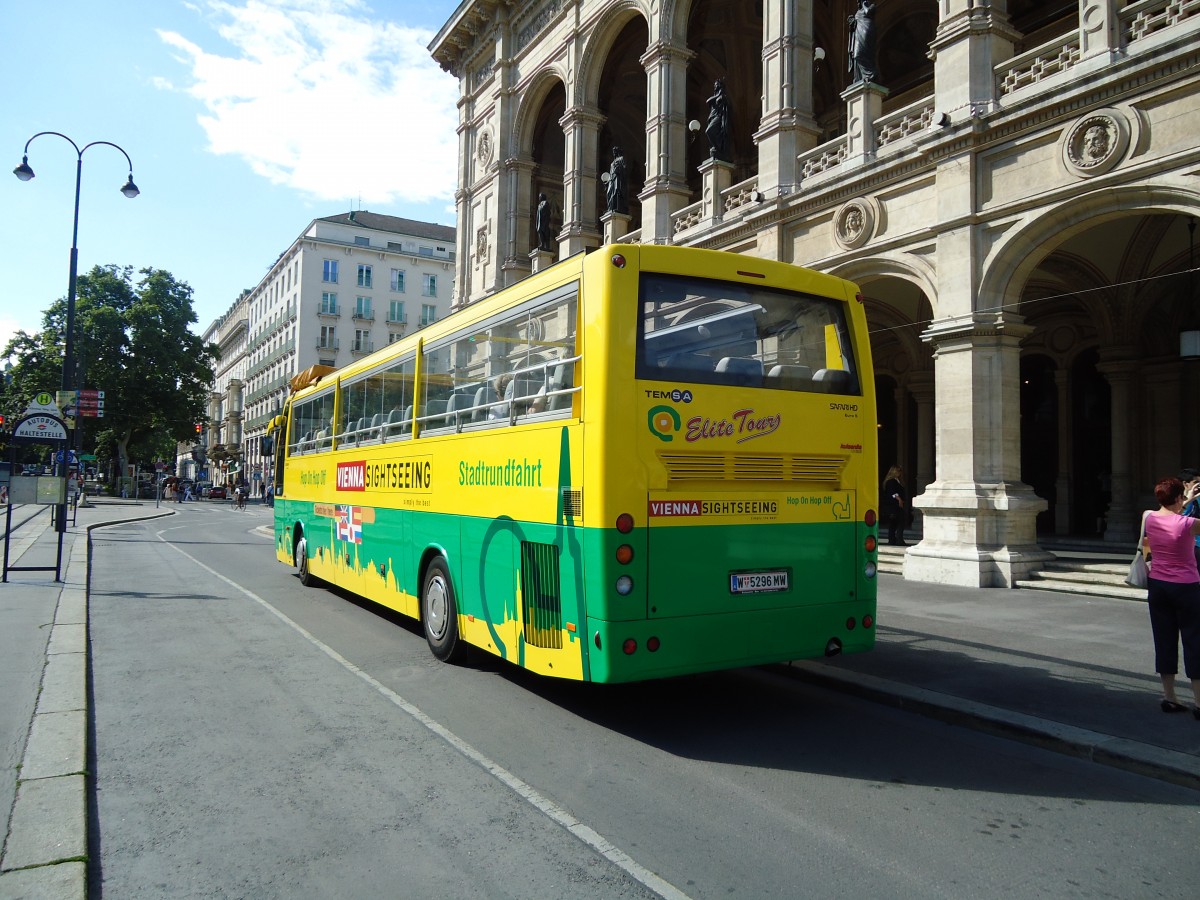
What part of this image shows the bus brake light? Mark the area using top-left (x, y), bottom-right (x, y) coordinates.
top-left (616, 513), bottom-right (634, 534)
top-left (623, 638), bottom-right (637, 655)
top-left (864, 509), bottom-right (877, 527)
top-left (611, 253), bottom-right (626, 269)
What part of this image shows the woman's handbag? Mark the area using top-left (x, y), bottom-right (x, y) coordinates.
top-left (1126, 513), bottom-right (1149, 588)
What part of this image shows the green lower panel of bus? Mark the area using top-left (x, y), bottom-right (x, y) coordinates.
top-left (275, 500), bottom-right (875, 683)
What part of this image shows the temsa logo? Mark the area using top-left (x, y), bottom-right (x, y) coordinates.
top-left (336, 461), bottom-right (365, 491)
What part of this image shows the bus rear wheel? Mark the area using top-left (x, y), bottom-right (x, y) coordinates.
top-left (422, 559), bottom-right (466, 663)
top-left (297, 536), bottom-right (320, 587)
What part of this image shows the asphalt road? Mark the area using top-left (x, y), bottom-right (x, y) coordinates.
top-left (87, 502), bottom-right (1200, 899)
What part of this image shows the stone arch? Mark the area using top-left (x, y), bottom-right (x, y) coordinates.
top-left (512, 67), bottom-right (571, 158)
top-left (576, 0), bottom-right (652, 108)
top-left (981, 184), bottom-right (1200, 313)
top-left (827, 251), bottom-right (940, 313)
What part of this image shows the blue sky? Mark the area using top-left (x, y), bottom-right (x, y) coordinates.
top-left (1, 0), bottom-right (462, 354)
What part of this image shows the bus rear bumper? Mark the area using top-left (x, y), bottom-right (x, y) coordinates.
top-left (585, 603), bottom-right (875, 684)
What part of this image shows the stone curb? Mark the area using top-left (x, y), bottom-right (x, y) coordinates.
top-left (778, 660), bottom-right (1200, 792)
top-left (0, 510), bottom-right (174, 899)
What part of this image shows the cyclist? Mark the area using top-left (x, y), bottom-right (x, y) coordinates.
top-left (235, 483), bottom-right (248, 510)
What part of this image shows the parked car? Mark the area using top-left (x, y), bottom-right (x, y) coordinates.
top-left (208, 485), bottom-right (227, 500)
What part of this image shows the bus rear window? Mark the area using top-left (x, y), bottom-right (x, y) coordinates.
top-left (636, 273), bottom-right (860, 395)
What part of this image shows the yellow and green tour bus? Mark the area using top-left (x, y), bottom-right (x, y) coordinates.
top-left (269, 244), bottom-right (877, 683)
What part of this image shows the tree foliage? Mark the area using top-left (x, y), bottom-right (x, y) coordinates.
top-left (1, 265), bottom-right (218, 473)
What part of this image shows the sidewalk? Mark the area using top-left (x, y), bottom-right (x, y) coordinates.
top-left (2, 516), bottom-right (1198, 897)
top-left (0, 498), bottom-right (174, 900)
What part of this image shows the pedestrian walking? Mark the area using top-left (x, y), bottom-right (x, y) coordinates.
top-left (1141, 475), bottom-right (1200, 716)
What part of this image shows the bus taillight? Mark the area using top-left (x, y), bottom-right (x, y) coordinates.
top-left (611, 253), bottom-right (627, 269)
top-left (647, 636), bottom-right (661, 652)
top-left (616, 544), bottom-right (634, 564)
top-left (864, 509), bottom-right (877, 528)
top-left (623, 638), bottom-right (638, 655)
top-left (862, 615), bottom-right (874, 629)
top-left (616, 513), bottom-right (634, 534)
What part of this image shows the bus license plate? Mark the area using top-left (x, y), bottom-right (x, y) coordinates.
top-left (730, 571), bottom-right (789, 594)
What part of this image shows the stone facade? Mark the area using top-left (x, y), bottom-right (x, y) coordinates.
top-left (431, 0), bottom-right (1200, 587)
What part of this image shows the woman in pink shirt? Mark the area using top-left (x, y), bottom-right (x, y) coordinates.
top-left (1142, 476), bottom-right (1200, 716)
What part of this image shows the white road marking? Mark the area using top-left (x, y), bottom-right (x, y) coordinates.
top-left (155, 527), bottom-right (693, 900)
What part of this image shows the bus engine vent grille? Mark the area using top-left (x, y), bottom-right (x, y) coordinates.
top-left (520, 541), bottom-right (563, 649)
top-left (658, 454), bottom-right (845, 483)
top-left (561, 489), bottom-right (583, 519)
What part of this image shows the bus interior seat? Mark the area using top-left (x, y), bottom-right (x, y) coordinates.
top-left (510, 377), bottom-right (543, 414)
top-left (445, 392), bottom-right (471, 427)
top-left (812, 368), bottom-right (853, 393)
top-left (546, 363), bottom-right (571, 410)
top-left (473, 385), bottom-right (497, 421)
top-left (384, 408), bottom-right (405, 437)
top-left (767, 364), bottom-right (813, 387)
top-left (664, 352), bottom-right (713, 373)
top-left (368, 413), bottom-right (382, 439)
top-left (400, 405), bottom-right (414, 434)
top-left (315, 429), bottom-right (330, 450)
top-left (714, 356), bottom-right (764, 384)
top-left (423, 398), bottom-right (447, 427)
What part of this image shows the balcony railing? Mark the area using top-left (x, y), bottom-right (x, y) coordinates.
top-left (318, 305), bottom-right (339, 317)
top-left (316, 338), bottom-right (339, 351)
top-left (352, 310), bottom-right (375, 321)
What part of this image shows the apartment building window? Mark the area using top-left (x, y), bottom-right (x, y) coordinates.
top-left (420, 304), bottom-right (437, 327)
top-left (319, 325), bottom-right (337, 349)
top-left (323, 259), bottom-right (338, 283)
top-left (353, 329), bottom-right (372, 353)
top-left (354, 296), bottom-right (373, 319)
top-left (354, 236), bottom-right (369, 246)
top-left (419, 246), bottom-right (433, 257)
top-left (390, 268), bottom-right (405, 292)
top-left (387, 332), bottom-right (402, 344)
top-left (357, 264), bottom-right (372, 287)
top-left (422, 274), bottom-right (437, 297)
top-left (388, 300), bottom-right (405, 323)
top-left (320, 292), bottom-right (338, 315)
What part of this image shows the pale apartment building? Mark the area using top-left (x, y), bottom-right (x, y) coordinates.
top-left (430, 0), bottom-right (1200, 586)
top-left (193, 211), bottom-right (456, 491)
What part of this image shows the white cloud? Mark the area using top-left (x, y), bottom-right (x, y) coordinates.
top-left (158, 0), bottom-right (459, 205)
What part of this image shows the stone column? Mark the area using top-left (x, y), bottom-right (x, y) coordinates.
top-left (502, 157), bottom-right (536, 286)
top-left (1097, 358), bottom-right (1137, 544)
top-left (755, 0), bottom-right (820, 197)
top-left (905, 314), bottom-right (1052, 587)
top-left (1079, 0), bottom-right (1120, 62)
top-left (559, 105), bottom-right (604, 256)
top-left (697, 158), bottom-right (735, 229)
top-left (601, 211), bottom-right (633, 245)
top-left (638, 40), bottom-right (694, 244)
top-left (1053, 368), bottom-right (1072, 535)
top-left (529, 248), bottom-right (554, 274)
top-left (841, 81), bottom-right (888, 168)
top-left (909, 374), bottom-right (936, 499)
top-left (928, 0), bottom-right (1018, 120)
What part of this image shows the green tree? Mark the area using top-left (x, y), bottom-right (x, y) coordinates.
top-left (1, 265), bottom-right (218, 478)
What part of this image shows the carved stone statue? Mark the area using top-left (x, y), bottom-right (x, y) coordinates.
top-left (847, 1), bottom-right (878, 85)
top-left (705, 78), bottom-right (731, 161)
top-left (605, 146), bottom-right (628, 215)
top-left (535, 192), bottom-right (554, 250)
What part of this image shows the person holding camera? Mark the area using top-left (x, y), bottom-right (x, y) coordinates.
top-left (1141, 475), bottom-right (1200, 715)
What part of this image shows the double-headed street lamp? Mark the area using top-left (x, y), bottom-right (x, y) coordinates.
top-left (13, 132), bottom-right (139, 527)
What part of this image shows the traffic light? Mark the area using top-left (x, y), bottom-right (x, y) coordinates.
top-left (195, 423), bottom-right (202, 436)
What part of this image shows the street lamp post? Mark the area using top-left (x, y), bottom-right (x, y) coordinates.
top-left (14, 132), bottom-right (139, 529)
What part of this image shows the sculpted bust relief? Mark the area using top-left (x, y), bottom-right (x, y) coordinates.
top-left (1062, 109), bottom-right (1132, 178)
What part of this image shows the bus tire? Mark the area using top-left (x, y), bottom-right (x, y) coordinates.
top-left (297, 536), bottom-right (320, 587)
top-left (422, 558), bottom-right (466, 663)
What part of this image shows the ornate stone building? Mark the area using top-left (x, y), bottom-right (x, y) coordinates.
top-left (430, 0), bottom-right (1200, 587)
